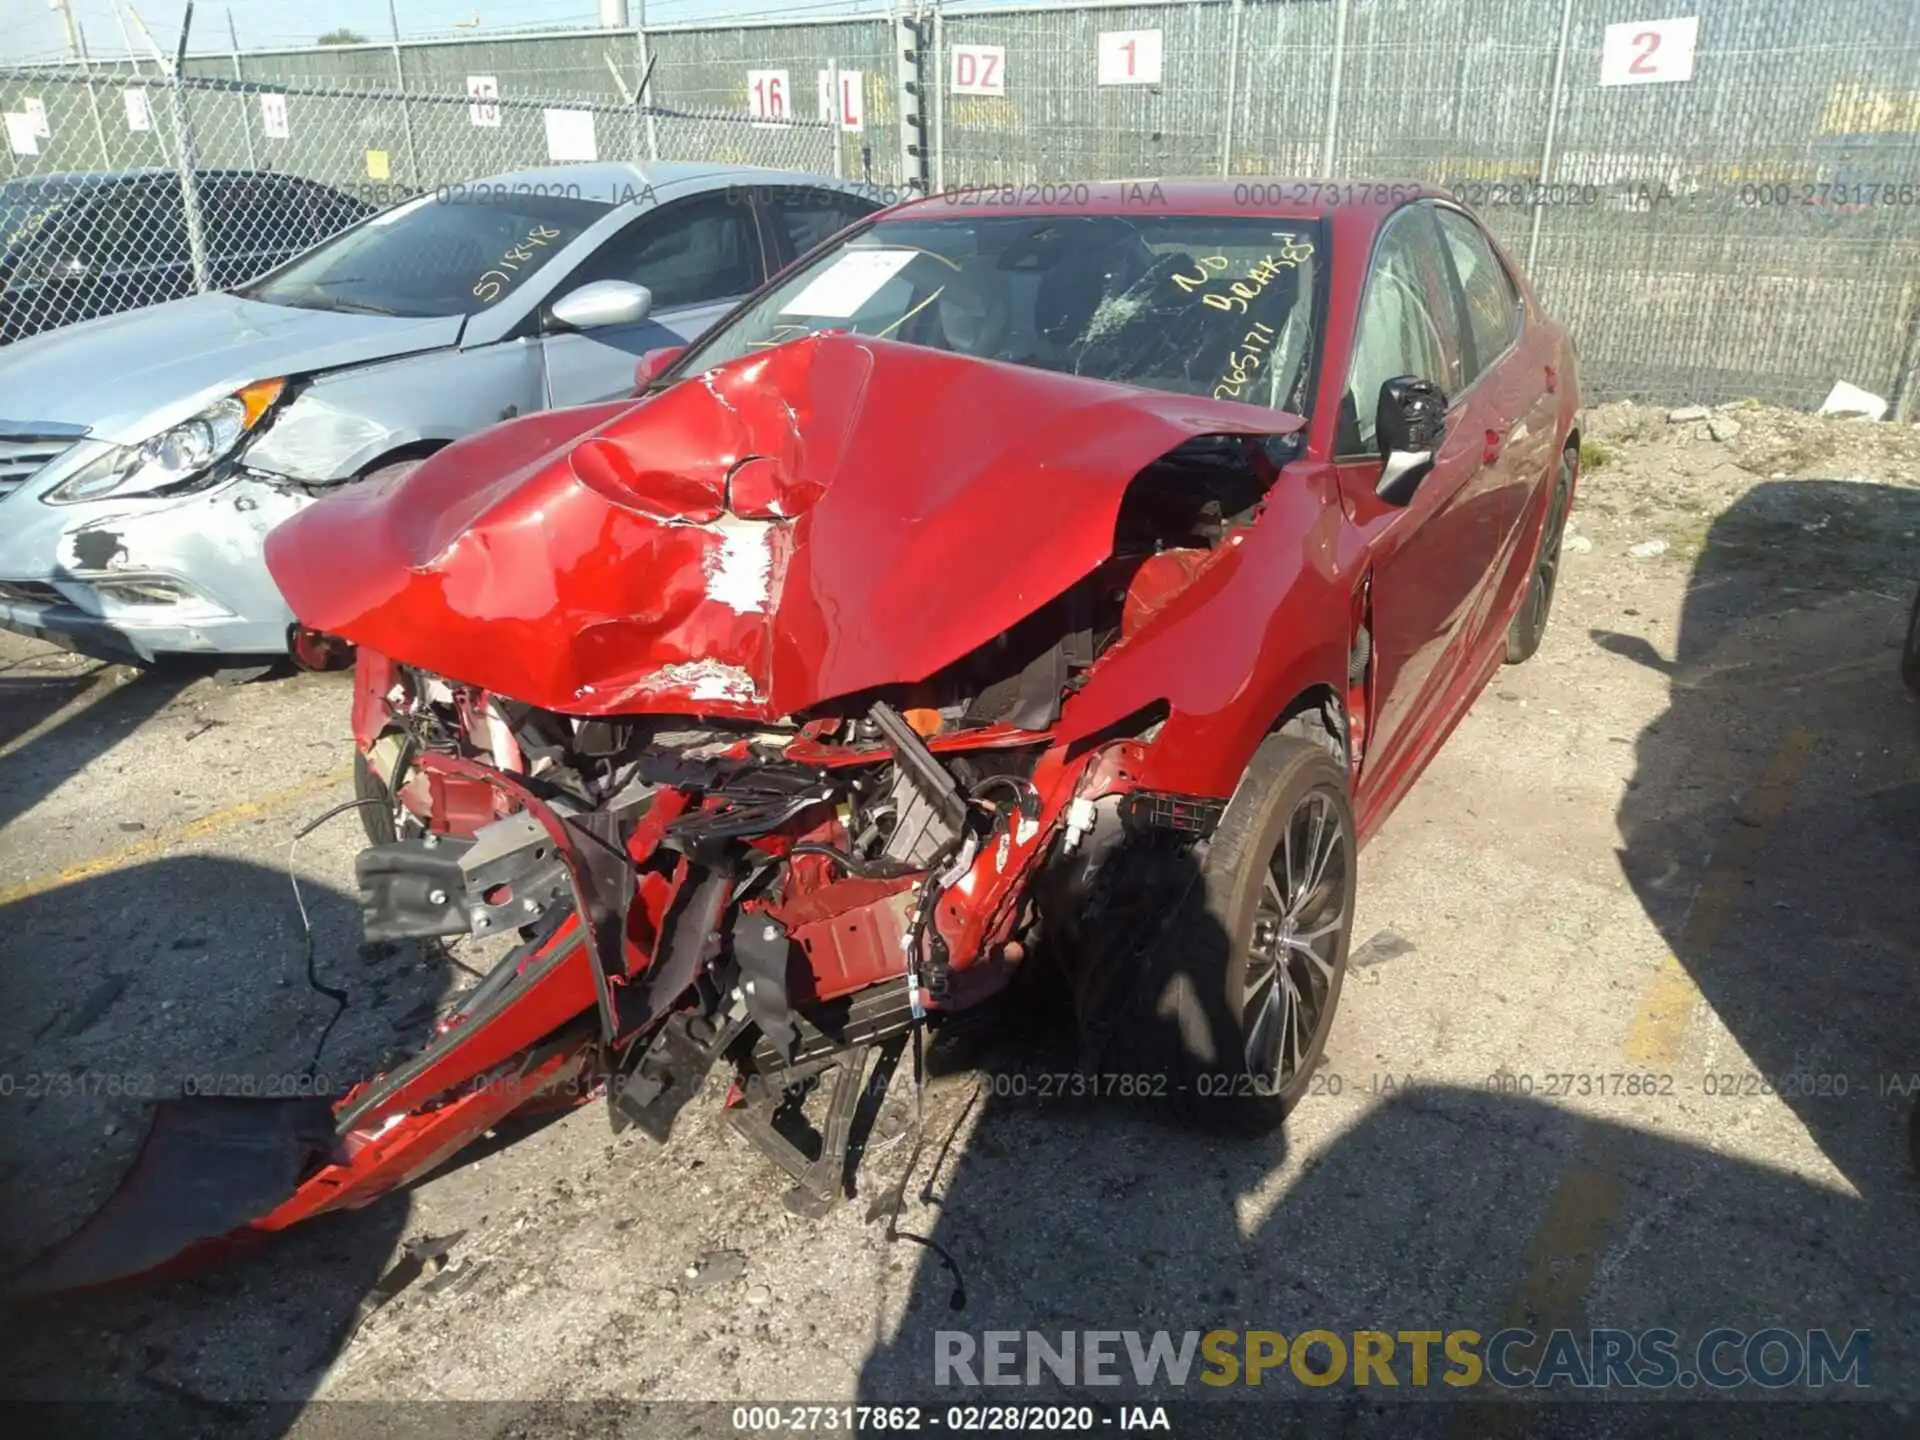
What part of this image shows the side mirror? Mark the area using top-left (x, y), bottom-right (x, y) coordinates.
top-left (634, 345), bottom-right (685, 391)
top-left (1375, 375), bottom-right (1448, 506)
top-left (548, 279), bottom-right (653, 332)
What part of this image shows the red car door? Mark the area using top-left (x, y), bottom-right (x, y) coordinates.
top-left (1431, 206), bottom-right (1559, 668)
top-left (1333, 203), bottom-right (1499, 825)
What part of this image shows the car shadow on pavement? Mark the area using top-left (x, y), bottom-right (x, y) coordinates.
top-left (856, 479), bottom-right (1920, 1427)
top-left (0, 657), bottom-right (197, 831)
top-left (855, 1080), bottom-right (1909, 1434)
top-left (1600, 478), bottom-right (1920, 1203)
top-left (0, 853), bottom-right (459, 1430)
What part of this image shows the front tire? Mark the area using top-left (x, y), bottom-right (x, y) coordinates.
top-left (1506, 445), bottom-right (1576, 665)
top-left (1095, 734), bottom-right (1356, 1133)
top-left (355, 749), bottom-right (400, 846)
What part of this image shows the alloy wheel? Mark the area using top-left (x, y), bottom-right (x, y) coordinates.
top-left (1243, 787), bottom-right (1350, 1088)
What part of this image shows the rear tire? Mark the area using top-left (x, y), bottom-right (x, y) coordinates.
top-left (1092, 734), bottom-right (1355, 1133)
top-left (1506, 445), bottom-right (1576, 665)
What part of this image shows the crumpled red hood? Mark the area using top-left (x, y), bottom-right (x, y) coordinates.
top-left (267, 333), bottom-right (1302, 719)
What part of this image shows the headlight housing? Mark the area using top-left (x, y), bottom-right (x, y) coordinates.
top-left (43, 379), bottom-right (286, 505)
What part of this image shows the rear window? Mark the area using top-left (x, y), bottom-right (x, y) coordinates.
top-left (243, 191), bottom-right (610, 319)
top-left (0, 178), bottom-right (84, 258)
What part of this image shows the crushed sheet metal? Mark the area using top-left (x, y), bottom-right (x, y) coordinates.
top-left (266, 332), bottom-right (1304, 721)
top-left (633, 659), bottom-right (759, 704)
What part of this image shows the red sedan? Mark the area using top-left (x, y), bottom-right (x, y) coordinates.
top-left (27, 181), bottom-right (1580, 1288)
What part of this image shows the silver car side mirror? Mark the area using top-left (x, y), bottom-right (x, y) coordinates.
top-left (549, 280), bottom-right (653, 332)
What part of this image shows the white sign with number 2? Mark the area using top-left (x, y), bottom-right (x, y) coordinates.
top-left (1097, 30), bottom-right (1162, 86)
top-left (1599, 16), bottom-right (1699, 86)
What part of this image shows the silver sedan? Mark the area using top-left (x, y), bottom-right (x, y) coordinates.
top-left (0, 161), bottom-right (880, 662)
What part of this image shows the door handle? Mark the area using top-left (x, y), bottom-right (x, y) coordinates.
top-left (1483, 429), bottom-right (1503, 465)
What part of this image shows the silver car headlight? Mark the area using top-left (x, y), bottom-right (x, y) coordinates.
top-left (43, 379), bottom-right (287, 505)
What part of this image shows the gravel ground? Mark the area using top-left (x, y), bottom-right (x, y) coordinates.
top-left (1, 402), bottom-right (1918, 1435)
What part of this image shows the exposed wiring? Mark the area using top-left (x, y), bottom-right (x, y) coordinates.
top-left (966, 773), bottom-right (1040, 817)
top-left (785, 840), bottom-right (912, 879)
top-left (876, 1059), bottom-right (978, 1313)
top-left (286, 796), bottom-right (379, 1080)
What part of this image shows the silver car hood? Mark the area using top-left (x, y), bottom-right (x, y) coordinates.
top-left (0, 292), bottom-right (463, 445)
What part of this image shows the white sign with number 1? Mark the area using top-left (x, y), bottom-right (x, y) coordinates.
top-left (1098, 30), bottom-right (1162, 86)
top-left (1600, 16), bottom-right (1699, 86)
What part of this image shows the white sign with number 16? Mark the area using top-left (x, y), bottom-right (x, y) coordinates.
top-left (747, 70), bottom-right (790, 125)
top-left (1600, 16), bottom-right (1699, 86)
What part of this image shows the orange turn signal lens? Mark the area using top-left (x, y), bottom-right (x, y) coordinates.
top-left (237, 378), bottom-right (287, 429)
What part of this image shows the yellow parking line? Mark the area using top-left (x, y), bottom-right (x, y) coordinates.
top-left (1625, 728), bottom-right (1814, 1066)
top-left (0, 764), bottom-right (352, 908)
top-left (1500, 1161), bottom-right (1629, 1331)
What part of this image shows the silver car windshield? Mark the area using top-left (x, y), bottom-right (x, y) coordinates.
top-left (243, 190), bottom-right (612, 318)
top-left (676, 212), bottom-right (1323, 411)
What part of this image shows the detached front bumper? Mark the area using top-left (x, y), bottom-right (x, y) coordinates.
top-left (11, 755), bottom-right (609, 1298)
top-left (0, 467), bottom-right (314, 660)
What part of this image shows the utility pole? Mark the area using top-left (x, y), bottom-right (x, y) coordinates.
top-left (65, 12), bottom-right (115, 171)
top-left (52, 0), bottom-right (84, 61)
top-left (388, 0), bottom-right (423, 190)
top-left (130, 0), bottom-right (213, 292)
top-left (228, 6), bottom-right (258, 170)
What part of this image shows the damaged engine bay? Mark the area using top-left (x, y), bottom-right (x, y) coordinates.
top-left (348, 417), bottom-right (1281, 1212)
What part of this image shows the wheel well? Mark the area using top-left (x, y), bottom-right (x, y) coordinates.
top-left (1271, 684), bottom-right (1345, 763)
top-left (358, 440), bottom-right (449, 478)
top-left (1564, 425), bottom-right (1582, 459)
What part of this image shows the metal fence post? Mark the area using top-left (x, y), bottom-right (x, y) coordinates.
top-left (635, 4), bottom-right (660, 162)
top-left (1525, 0), bottom-right (1578, 276)
top-left (1220, 0), bottom-right (1243, 177)
top-left (1892, 290), bottom-right (1920, 423)
top-left (1320, 0), bottom-right (1350, 175)
top-left (387, 1), bottom-right (423, 189)
top-left (828, 57), bottom-right (844, 178)
top-left (227, 10), bottom-right (258, 171)
top-left (917, 4), bottom-right (940, 194)
top-left (75, 30), bottom-right (114, 172)
top-left (167, 7), bottom-right (212, 293)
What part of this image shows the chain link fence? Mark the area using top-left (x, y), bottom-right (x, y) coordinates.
top-left (3, 0), bottom-right (1920, 411)
top-left (0, 61), bottom-right (838, 345)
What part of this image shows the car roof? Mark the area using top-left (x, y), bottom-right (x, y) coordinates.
top-left (888, 177), bottom-right (1447, 223)
top-left (469, 160), bottom-right (872, 200)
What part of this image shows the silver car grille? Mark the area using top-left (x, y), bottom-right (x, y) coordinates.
top-left (0, 433), bottom-right (79, 502)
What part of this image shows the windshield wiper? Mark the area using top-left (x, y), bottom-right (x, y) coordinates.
top-left (287, 295), bottom-right (399, 317)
